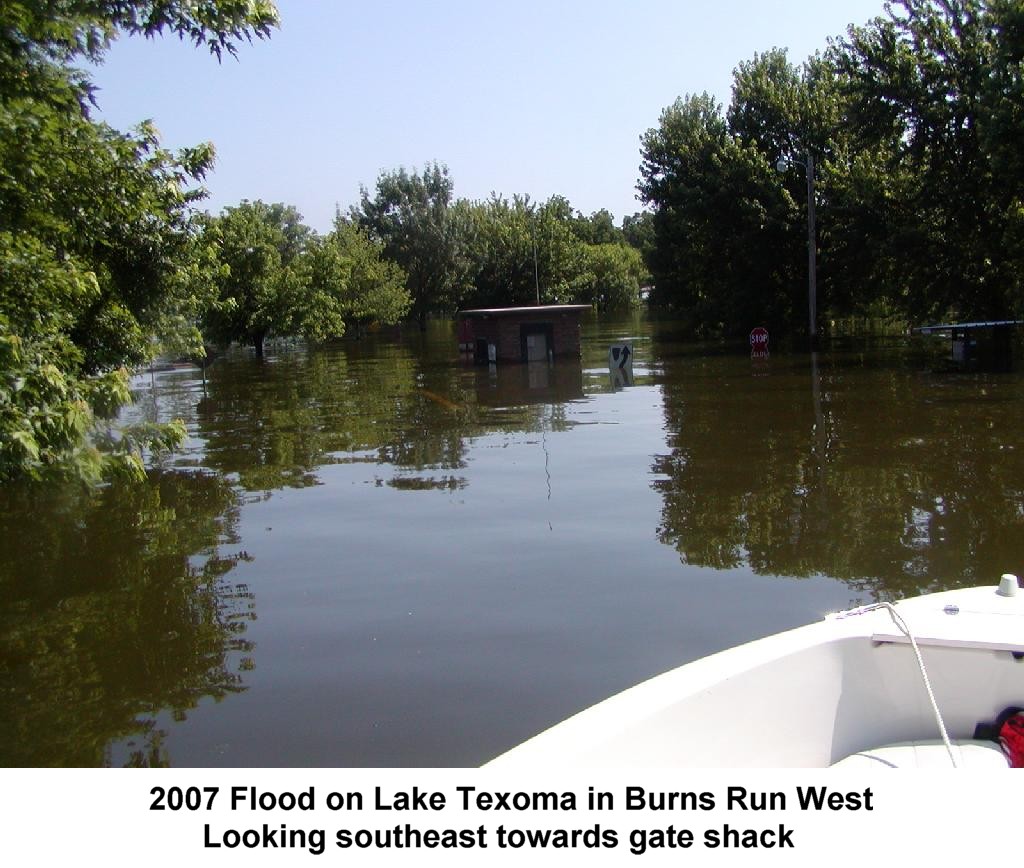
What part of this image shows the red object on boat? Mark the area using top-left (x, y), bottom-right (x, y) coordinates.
top-left (1000, 713), bottom-right (1024, 767)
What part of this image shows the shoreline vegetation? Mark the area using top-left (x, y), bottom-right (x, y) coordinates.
top-left (2, 1), bottom-right (1022, 482)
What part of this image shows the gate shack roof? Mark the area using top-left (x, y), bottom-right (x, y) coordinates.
top-left (457, 305), bottom-right (591, 318)
top-left (914, 319), bottom-right (1023, 334)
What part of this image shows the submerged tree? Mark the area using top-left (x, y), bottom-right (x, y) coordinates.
top-left (577, 242), bottom-right (646, 311)
top-left (202, 201), bottom-right (312, 356)
top-left (306, 219), bottom-right (411, 337)
top-left (0, 1), bottom-right (279, 482)
top-left (203, 203), bottom-right (411, 353)
top-left (639, 91), bottom-right (799, 336)
top-left (353, 162), bottom-right (475, 328)
top-left (461, 195), bottom-right (543, 308)
top-left (622, 210), bottom-right (656, 284)
top-left (460, 193), bottom-right (641, 310)
top-left (639, 2), bottom-right (1024, 335)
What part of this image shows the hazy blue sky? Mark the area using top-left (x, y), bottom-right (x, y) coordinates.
top-left (89, 0), bottom-right (888, 232)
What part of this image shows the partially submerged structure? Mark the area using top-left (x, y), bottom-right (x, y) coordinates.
top-left (914, 319), bottom-right (1023, 371)
top-left (457, 305), bottom-right (591, 363)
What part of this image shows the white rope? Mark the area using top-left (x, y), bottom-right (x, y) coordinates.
top-left (849, 601), bottom-right (957, 767)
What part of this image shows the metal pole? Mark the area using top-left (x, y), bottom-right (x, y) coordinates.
top-left (806, 152), bottom-right (817, 345)
top-left (533, 234), bottom-right (540, 306)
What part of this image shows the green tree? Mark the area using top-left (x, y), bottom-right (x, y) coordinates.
top-left (353, 163), bottom-right (474, 328)
top-left (202, 201), bottom-right (314, 356)
top-left (577, 244), bottom-right (645, 310)
top-left (622, 209), bottom-right (655, 255)
top-left (462, 194), bottom-right (543, 308)
top-left (728, 48), bottom-right (877, 327)
top-left (307, 219), bottom-right (411, 337)
top-left (464, 193), bottom-right (640, 309)
top-left (640, 42), bottom-right (927, 336)
top-left (639, 92), bottom-right (799, 336)
top-left (531, 195), bottom-right (591, 303)
top-left (984, 0), bottom-right (1024, 310)
top-left (204, 205), bottom-right (411, 352)
top-left (727, 48), bottom-right (840, 162)
top-left (0, 1), bottom-right (278, 482)
top-left (835, 0), bottom-right (1023, 321)
top-left (571, 208), bottom-right (624, 245)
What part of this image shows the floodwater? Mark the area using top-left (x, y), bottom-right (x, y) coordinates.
top-left (1, 315), bottom-right (1022, 767)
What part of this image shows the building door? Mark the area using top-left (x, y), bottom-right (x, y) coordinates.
top-left (520, 323), bottom-right (553, 362)
top-left (526, 331), bottom-right (548, 361)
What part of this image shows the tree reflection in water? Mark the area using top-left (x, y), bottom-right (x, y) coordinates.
top-left (5, 323), bottom-right (1023, 767)
top-left (0, 471), bottom-right (253, 766)
top-left (192, 335), bottom-right (584, 493)
top-left (651, 344), bottom-right (1024, 599)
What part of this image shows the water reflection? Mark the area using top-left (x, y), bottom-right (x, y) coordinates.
top-left (191, 338), bottom-right (588, 493)
top-left (651, 342), bottom-right (1024, 598)
top-left (470, 360), bottom-right (584, 407)
top-left (3, 317), bottom-right (1023, 767)
top-left (0, 472), bottom-right (253, 766)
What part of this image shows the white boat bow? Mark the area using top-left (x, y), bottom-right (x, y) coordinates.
top-left (486, 579), bottom-right (1024, 768)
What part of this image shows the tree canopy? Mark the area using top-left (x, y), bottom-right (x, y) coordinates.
top-left (458, 193), bottom-right (643, 311)
top-left (202, 201), bottom-right (312, 356)
top-left (8, 0), bottom-right (1023, 480)
top-left (353, 163), bottom-right (474, 328)
top-left (835, 0), bottom-right (1024, 321)
top-left (0, 1), bottom-right (278, 482)
top-left (201, 202), bottom-right (411, 354)
top-left (639, 90), bottom-right (799, 335)
top-left (639, 0), bottom-right (1024, 337)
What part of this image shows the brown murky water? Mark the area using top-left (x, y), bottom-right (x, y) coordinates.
top-left (2, 315), bottom-right (1022, 766)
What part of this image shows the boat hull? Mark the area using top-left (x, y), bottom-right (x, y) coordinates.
top-left (486, 585), bottom-right (1024, 767)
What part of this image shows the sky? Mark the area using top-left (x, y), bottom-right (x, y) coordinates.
top-left (89, 0), bottom-right (890, 233)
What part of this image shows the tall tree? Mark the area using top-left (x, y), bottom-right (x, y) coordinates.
top-left (571, 209), bottom-right (623, 245)
top-left (638, 92), bottom-right (799, 336)
top-left (202, 201), bottom-right (312, 356)
top-left (462, 195), bottom-right (540, 308)
top-left (463, 193), bottom-right (616, 308)
top-left (577, 243), bottom-right (645, 310)
top-left (622, 210), bottom-right (656, 287)
top-left (306, 219), bottom-right (411, 337)
top-left (622, 211), bottom-right (655, 257)
top-left (204, 205), bottom-right (411, 352)
top-left (984, 0), bottom-right (1024, 310)
top-left (532, 195), bottom-right (591, 303)
top-left (835, 0), bottom-right (1022, 321)
top-left (0, 1), bottom-right (278, 482)
top-left (353, 163), bottom-right (473, 328)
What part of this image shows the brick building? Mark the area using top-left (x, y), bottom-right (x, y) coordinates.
top-left (456, 305), bottom-right (591, 363)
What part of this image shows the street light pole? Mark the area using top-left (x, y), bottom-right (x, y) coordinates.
top-left (805, 153), bottom-right (817, 347)
top-left (777, 151), bottom-right (818, 347)
top-left (531, 217), bottom-right (541, 306)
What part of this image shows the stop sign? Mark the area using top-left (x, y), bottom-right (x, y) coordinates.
top-left (750, 327), bottom-right (769, 349)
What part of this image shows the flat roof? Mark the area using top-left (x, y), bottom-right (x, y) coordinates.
top-left (457, 304), bottom-right (592, 317)
top-left (914, 319), bottom-right (1024, 334)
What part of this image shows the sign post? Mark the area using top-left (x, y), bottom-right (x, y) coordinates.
top-left (608, 343), bottom-right (634, 390)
